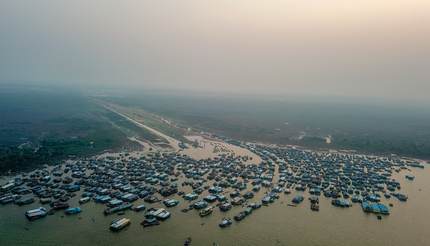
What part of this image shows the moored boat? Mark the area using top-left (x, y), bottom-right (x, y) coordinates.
top-left (199, 206), bottom-right (213, 217)
top-left (79, 197), bottom-right (90, 204)
top-left (219, 218), bottom-right (233, 228)
top-left (110, 218), bottom-right (131, 231)
top-left (65, 207), bottom-right (82, 215)
top-left (292, 195), bottom-right (304, 204)
top-left (25, 207), bottom-right (47, 221)
top-left (141, 216), bottom-right (160, 227)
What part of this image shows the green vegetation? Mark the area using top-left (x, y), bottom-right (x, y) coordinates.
top-left (101, 110), bottom-right (164, 143)
top-left (130, 110), bottom-right (190, 143)
top-left (0, 87), bottom-right (141, 174)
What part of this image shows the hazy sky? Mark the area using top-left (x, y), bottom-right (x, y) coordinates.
top-left (1, 0), bottom-right (429, 102)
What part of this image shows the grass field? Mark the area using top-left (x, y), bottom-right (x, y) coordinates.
top-left (0, 86), bottom-right (140, 173)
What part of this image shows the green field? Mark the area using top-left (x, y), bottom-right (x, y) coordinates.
top-left (0, 86), bottom-right (142, 173)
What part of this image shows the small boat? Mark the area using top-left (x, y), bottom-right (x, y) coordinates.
top-left (104, 203), bottom-right (133, 215)
top-left (361, 202), bottom-right (390, 215)
top-left (133, 204), bottom-right (146, 212)
top-left (331, 199), bottom-right (351, 208)
top-left (51, 202), bottom-right (69, 210)
top-left (25, 207), bottom-right (47, 221)
top-left (163, 199), bottom-right (180, 207)
top-left (79, 197), bottom-right (91, 204)
top-left (199, 206), bottom-right (213, 217)
top-left (141, 216), bottom-right (160, 227)
top-left (248, 202), bottom-right (262, 209)
top-left (351, 195), bottom-right (363, 203)
top-left (40, 198), bottom-right (52, 204)
top-left (110, 218), bottom-right (131, 231)
top-left (292, 195), bottom-right (304, 204)
top-left (262, 196), bottom-right (273, 204)
top-left (219, 218), bottom-right (232, 228)
top-left (193, 201), bottom-right (208, 209)
top-left (65, 207), bottom-right (82, 215)
top-left (234, 211), bottom-right (247, 221)
top-left (184, 237), bottom-right (192, 246)
top-left (147, 208), bottom-right (171, 220)
top-left (311, 203), bottom-right (319, 211)
top-left (219, 203), bottom-right (232, 212)
top-left (405, 175), bottom-right (415, 181)
top-left (392, 193), bottom-right (408, 202)
top-left (15, 197), bottom-right (35, 206)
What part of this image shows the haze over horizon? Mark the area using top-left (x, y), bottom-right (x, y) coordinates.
top-left (1, 0), bottom-right (429, 103)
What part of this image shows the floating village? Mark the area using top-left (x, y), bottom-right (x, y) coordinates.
top-left (0, 135), bottom-right (427, 243)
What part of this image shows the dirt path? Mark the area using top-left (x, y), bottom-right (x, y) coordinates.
top-left (102, 104), bottom-right (181, 150)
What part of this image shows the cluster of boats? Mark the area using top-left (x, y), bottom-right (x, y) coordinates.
top-left (0, 137), bottom-right (425, 234)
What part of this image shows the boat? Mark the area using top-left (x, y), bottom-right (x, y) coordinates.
top-left (25, 207), bottom-right (47, 221)
top-left (65, 207), bottom-right (82, 215)
top-left (392, 193), bottom-right (408, 202)
top-left (15, 197), bottom-right (35, 206)
top-left (147, 208), bottom-right (171, 220)
top-left (94, 195), bottom-right (111, 204)
top-left (108, 199), bottom-right (123, 207)
top-left (311, 203), bottom-right (319, 211)
top-left (199, 206), bottom-right (213, 217)
top-left (79, 197), bottom-right (91, 204)
top-left (163, 199), bottom-right (180, 207)
top-left (366, 194), bottom-right (381, 202)
top-left (219, 218), bottom-right (233, 228)
top-left (331, 199), bottom-right (351, 208)
top-left (405, 175), bottom-right (415, 181)
top-left (141, 216), bottom-right (160, 227)
top-left (216, 194), bottom-right (227, 202)
top-left (110, 218), bottom-right (131, 231)
top-left (361, 202), bottom-right (390, 215)
top-left (184, 193), bottom-right (198, 201)
top-left (262, 195), bottom-right (274, 204)
top-left (104, 203), bottom-right (133, 215)
top-left (193, 200), bottom-right (208, 209)
top-left (51, 201), bottom-right (69, 210)
top-left (292, 195), bottom-right (304, 204)
top-left (133, 204), bottom-right (146, 212)
top-left (351, 195), bottom-right (363, 203)
top-left (144, 195), bottom-right (160, 203)
top-left (252, 185), bottom-right (261, 192)
top-left (184, 237), bottom-right (192, 246)
top-left (204, 195), bottom-right (218, 203)
top-left (248, 202), bottom-right (262, 209)
top-left (121, 193), bottom-right (139, 202)
top-left (234, 211), bottom-right (247, 221)
top-left (219, 202), bottom-right (232, 212)
top-left (244, 207), bottom-right (253, 216)
top-left (231, 197), bottom-right (244, 206)
top-left (0, 194), bottom-right (19, 204)
top-left (39, 198), bottom-right (52, 204)
top-left (309, 196), bottom-right (319, 204)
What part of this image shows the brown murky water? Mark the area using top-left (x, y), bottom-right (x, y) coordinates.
top-left (1, 146), bottom-right (429, 246)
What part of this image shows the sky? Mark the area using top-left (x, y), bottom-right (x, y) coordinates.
top-left (0, 0), bottom-right (429, 102)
